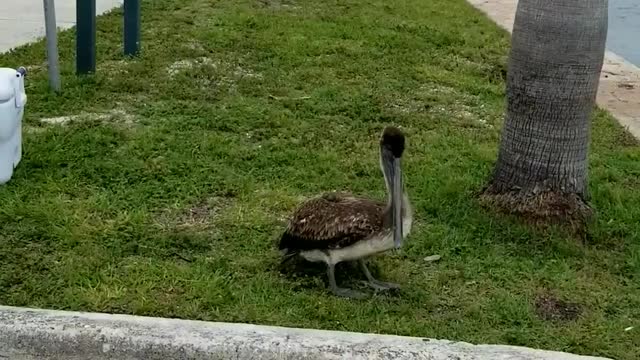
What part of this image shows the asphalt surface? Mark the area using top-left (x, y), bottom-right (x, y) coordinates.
top-left (0, 0), bottom-right (123, 53)
top-left (607, 0), bottom-right (640, 66)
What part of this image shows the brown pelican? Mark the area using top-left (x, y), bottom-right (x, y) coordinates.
top-left (279, 126), bottom-right (413, 298)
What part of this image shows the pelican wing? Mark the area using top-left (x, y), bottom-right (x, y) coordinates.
top-left (279, 193), bottom-right (386, 252)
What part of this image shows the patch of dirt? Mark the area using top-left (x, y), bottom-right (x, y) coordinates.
top-left (427, 103), bottom-right (494, 129)
top-left (167, 57), bottom-right (262, 79)
top-left (388, 84), bottom-right (495, 129)
top-left (613, 127), bottom-right (640, 147)
top-left (180, 198), bottom-right (228, 225)
top-left (535, 292), bottom-right (582, 322)
top-left (40, 109), bottom-right (135, 126)
top-left (167, 57), bottom-right (263, 91)
top-left (449, 54), bottom-right (501, 78)
top-left (23, 126), bottom-right (46, 134)
top-left (479, 185), bottom-right (593, 238)
top-left (24, 62), bottom-right (47, 74)
top-left (155, 196), bottom-right (234, 232)
top-left (419, 84), bottom-right (480, 101)
top-left (98, 60), bottom-right (130, 75)
top-left (256, 0), bottom-right (299, 10)
top-left (167, 57), bottom-right (217, 77)
top-left (386, 99), bottom-right (428, 114)
top-left (184, 41), bottom-right (205, 52)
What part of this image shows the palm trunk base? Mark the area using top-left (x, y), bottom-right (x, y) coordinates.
top-left (480, 183), bottom-right (593, 235)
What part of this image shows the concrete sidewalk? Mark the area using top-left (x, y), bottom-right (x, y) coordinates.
top-left (0, 0), bottom-right (123, 53)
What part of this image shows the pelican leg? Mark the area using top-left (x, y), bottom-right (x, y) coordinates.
top-left (327, 263), bottom-right (367, 299)
top-left (359, 259), bottom-right (400, 290)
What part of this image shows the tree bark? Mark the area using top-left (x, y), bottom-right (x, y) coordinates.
top-left (483, 0), bottom-right (608, 221)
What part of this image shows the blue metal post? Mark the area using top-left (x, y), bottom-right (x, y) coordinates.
top-left (76, 0), bottom-right (96, 74)
top-left (124, 0), bottom-right (141, 56)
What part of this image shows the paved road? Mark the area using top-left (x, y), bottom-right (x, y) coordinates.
top-left (608, 0), bottom-right (640, 66)
top-left (0, 0), bottom-right (123, 53)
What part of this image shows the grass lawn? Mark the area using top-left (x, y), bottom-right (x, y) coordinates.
top-left (1, 0), bottom-right (639, 358)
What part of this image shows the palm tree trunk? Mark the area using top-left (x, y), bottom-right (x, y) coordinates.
top-left (483, 0), bottom-right (608, 222)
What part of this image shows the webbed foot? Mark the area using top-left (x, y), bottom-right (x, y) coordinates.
top-left (327, 263), bottom-right (368, 299)
top-left (331, 286), bottom-right (369, 299)
top-left (365, 279), bottom-right (401, 291)
top-left (359, 259), bottom-right (400, 292)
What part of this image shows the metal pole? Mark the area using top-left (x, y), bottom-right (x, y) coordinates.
top-left (76, 0), bottom-right (96, 74)
top-left (124, 0), bottom-right (141, 56)
top-left (43, 0), bottom-right (61, 91)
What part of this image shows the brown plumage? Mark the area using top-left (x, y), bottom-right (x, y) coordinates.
top-left (279, 192), bottom-right (388, 254)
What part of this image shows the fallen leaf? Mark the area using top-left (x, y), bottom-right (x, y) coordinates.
top-left (268, 94), bottom-right (311, 101)
top-left (424, 255), bottom-right (441, 262)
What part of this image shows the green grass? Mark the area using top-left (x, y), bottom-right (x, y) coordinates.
top-left (1, 0), bottom-right (639, 358)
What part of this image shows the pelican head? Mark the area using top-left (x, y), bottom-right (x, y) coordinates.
top-left (379, 126), bottom-right (405, 249)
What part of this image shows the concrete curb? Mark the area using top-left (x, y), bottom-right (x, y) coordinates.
top-left (467, 0), bottom-right (640, 140)
top-left (0, 305), bottom-right (611, 360)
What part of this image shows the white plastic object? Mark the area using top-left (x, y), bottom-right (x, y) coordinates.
top-left (0, 67), bottom-right (27, 185)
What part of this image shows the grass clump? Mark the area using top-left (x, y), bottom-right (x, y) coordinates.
top-left (0, 0), bottom-right (638, 359)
